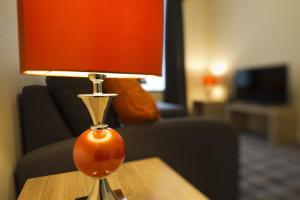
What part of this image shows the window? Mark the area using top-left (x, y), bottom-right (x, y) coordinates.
top-left (141, 62), bottom-right (166, 92)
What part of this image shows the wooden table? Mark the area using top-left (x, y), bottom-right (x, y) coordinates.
top-left (18, 157), bottom-right (208, 200)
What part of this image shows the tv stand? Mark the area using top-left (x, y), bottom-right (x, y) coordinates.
top-left (225, 102), bottom-right (296, 144)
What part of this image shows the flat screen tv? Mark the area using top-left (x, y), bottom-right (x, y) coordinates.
top-left (233, 64), bottom-right (288, 105)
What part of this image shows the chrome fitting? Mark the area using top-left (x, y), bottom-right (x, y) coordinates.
top-left (90, 124), bottom-right (109, 131)
top-left (88, 73), bottom-right (107, 94)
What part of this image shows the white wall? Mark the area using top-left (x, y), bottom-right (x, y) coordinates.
top-left (210, 0), bottom-right (300, 140)
top-left (0, 0), bottom-right (43, 199)
top-left (183, 0), bottom-right (212, 113)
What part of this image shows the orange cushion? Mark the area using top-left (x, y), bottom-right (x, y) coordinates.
top-left (103, 78), bottom-right (160, 125)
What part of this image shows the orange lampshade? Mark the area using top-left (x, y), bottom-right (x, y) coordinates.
top-left (18, 0), bottom-right (164, 77)
top-left (202, 74), bottom-right (219, 86)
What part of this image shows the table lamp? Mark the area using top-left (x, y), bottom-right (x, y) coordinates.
top-left (202, 74), bottom-right (219, 86)
top-left (17, 0), bottom-right (164, 199)
top-left (202, 74), bottom-right (220, 102)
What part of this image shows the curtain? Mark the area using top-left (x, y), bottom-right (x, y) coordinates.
top-left (164, 0), bottom-right (186, 107)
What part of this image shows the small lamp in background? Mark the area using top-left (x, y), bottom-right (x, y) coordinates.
top-left (202, 74), bottom-right (220, 86)
top-left (202, 62), bottom-right (229, 102)
top-left (211, 63), bottom-right (228, 77)
top-left (202, 74), bottom-right (220, 102)
top-left (18, 0), bottom-right (164, 199)
top-left (210, 85), bottom-right (228, 102)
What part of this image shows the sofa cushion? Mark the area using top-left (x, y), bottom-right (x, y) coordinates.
top-left (46, 77), bottom-right (120, 136)
top-left (20, 86), bottom-right (73, 153)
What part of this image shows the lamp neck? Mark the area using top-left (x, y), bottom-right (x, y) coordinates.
top-left (92, 81), bottom-right (103, 94)
top-left (78, 73), bottom-right (117, 130)
top-left (89, 74), bottom-right (106, 94)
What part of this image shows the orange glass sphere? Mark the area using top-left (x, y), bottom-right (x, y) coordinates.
top-left (73, 128), bottom-right (125, 178)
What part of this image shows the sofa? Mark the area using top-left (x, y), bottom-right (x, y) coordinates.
top-left (15, 77), bottom-right (238, 200)
top-left (156, 101), bottom-right (187, 118)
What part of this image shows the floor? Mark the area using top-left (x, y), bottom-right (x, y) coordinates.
top-left (239, 133), bottom-right (300, 200)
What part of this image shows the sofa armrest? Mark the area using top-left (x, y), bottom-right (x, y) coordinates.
top-left (15, 138), bottom-right (77, 193)
top-left (16, 117), bottom-right (238, 200)
top-left (156, 101), bottom-right (187, 118)
top-left (119, 117), bottom-right (239, 200)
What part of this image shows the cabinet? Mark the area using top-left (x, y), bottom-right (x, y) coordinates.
top-left (225, 103), bottom-right (296, 144)
top-left (193, 101), bottom-right (225, 120)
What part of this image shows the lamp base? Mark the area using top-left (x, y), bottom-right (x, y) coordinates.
top-left (75, 179), bottom-right (126, 200)
top-left (76, 189), bottom-right (126, 200)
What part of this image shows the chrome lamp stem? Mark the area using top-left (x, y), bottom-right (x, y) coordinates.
top-left (88, 179), bottom-right (119, 200)
top-left (77, 73), bottom-right (120, 200)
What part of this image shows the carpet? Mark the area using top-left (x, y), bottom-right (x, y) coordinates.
top-left (240, 133), bottom-right (300, 200)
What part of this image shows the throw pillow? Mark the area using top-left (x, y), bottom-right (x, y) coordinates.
top-left (103, 78), bottom-right (160, 125)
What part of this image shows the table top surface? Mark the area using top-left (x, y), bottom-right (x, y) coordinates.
top-left (18, 157), bottom-right (208, 200)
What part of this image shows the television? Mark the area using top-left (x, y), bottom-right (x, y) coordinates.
top-left (233, 64), bottom-right (288, 105)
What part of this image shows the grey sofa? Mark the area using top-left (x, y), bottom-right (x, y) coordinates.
top-left (15, 77), bottom-right (238, 200)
